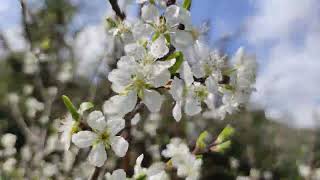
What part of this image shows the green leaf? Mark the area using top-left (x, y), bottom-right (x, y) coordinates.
top-left (164, 33), bottom-right (171, 44)
top-left (62, 95), bottom-right (80, 121)
top-left (79, 102), bottom-right (94, 115)
top-left (182, 0), bottom-right (192, 10)
top-left (215, 124), bottom-right (235, 144)
top-left (210, 140), bottom-right (231, 153)
top-left (169, 51), bottom-right (184, 74)
top-left (152, 32), bottom-right (160, 42)
top-left (196, 131), bottom-right (209, 150)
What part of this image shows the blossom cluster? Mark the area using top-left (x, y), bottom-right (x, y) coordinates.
top-left (56, 0), bottom-right (257, 179)
top-left (0, 0), bottom-right (257, 179)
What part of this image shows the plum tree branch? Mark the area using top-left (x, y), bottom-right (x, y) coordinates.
top-left (109, 0), bottom-right (126, 20)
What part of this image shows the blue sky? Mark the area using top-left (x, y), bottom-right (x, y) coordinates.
top-left (1, 0), bottom-right (320, 128)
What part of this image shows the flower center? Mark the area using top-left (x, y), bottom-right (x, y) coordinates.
top-left (194, 85), bottom-right (208, 101)
top-left (96, 130), bottom-right (111, 148)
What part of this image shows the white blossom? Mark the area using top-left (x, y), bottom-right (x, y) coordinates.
top-left (133, 154), bottom-right (169, 180)
top-left (162, 138), bottom-right (202, 180)
top-left (72, 111), bottom-right (128, 167)
top-left (59, 114), bottom-right (78, 151)
top-left (107, 44), bottom-right (175, 115)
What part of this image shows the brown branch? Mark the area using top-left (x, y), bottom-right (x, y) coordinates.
top-left (19, 0), bottom-right (33, 48)
top-left (89, 167), bottom-right (102, 180)
top-left (9, 100), bottom-right (35, 142)
top-left (109, 0), bottom-right (126, 20)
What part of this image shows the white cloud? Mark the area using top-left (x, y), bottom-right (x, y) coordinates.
top-left (73, 24), bottom-right (115, 78)
top-left (247, 0), bottom-right (320, 128)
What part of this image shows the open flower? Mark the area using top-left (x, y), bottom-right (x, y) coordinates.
top-left (170, 61), bottom-right (216, 121)
top-left (71, 111), bottom-right (128, 167)
top-left (133, 154), bottom-right (168, 180)
top-left (106, 44), bottom-right (175, 116)
top-left (162, 138), bottom-right (202, 180)
top-left (138, 3), bottom-right (194, 53)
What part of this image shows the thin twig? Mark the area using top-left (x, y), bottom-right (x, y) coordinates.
top-left (9, 101), bottom-right (35, 142)
top-left (89, 167), bottom-right (102, 180)
top-left (109, 0), bottom-right (126, 20)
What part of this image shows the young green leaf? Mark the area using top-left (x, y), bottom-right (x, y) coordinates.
top-left (169, 51), bottom-right (184, 74)
top-left (196, 131), bottom-right (209, 150)
top-left (152, 32), bottom-right (160, 42)
top-left (62, 95), bottom-right (80, 121)
top-left (182, 0), bottom-right (192, 10)
top-left (215, 124), bottom-right (235, 144)
top-left (210, 140), bottom-right (231, 153)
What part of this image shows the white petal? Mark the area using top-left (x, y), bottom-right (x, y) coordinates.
top-left (87, 111), bottom-right (107, 132)
top-left (205, 76), bottom-right (218, 94)
top-left (147, 162), bottom-right (165, 176)
top-left (164, 5), bottom-right (191, 27)
top-left (111, 136), bottom-right (129, 157)
top-left (131, 113), bottom-right (141, 126)
top-left (184, 97), bottom-right (201, 116)
top-left (108, 69), bottom-right (132, 93)
top-left (107, 117), bottom-right (125, 136)
top-left (136, 154), bottom-right (144, 167)
top-left (103, 91), bottom-right (137, 117)
top-left (143, 89), bottom-right (164, 113)
top-left (151, 35), bottom-right (169, 59)
top-left (124, 43), bottom-right (146, 60)
top-left (88, 143), bottom-right (107, 167)
top-left (170, 77), bottom-right (184, 101)
top-left (72, 131), bottom-right (97, 148)
top-left (141, 4), bottom-right (159, 23)
top-left (173, 101), bottom-right (182, 122)
top-left (111, 169), bottom-right (126, 180)
top-left (132, 21), bottom-right (154, 40)
top-left (150, 69), bottom-right (171, 88)
top-left (181, 61), bottom-right (194, 86)
top-left (173, 31), bottom-right (194, 49)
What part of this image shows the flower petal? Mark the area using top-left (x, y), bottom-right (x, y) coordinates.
top-left (112, 169), bottom-right (127, 180)
top-left (107, 117), bottom-right (125, 136)
top-left (173, 31), bottom-right (194, 49)
top-left (103, 91), bottom-right (137, 117)
top-left (170, 77), bottom-right (184, 101)
top-left (181, 61), bottom-right (194, 86)
top-left (87, 111), bottom-right (107, 132)
top-left (111, 136), bottom-right (129, 157)
top-left (88, 143), bottom-right (107, 167)
top-left (143, 89), bottom-right (164, 113)
top-left (141, 4), bottom-right (159, 23)
top-left (173, 101), bottom-right (182, 122)
top-left (71, 131), bottom-right (97, 148)
top-left (184, 96), bottom-right (201, 116)
top-left (151, 35), bottom-right (169, 59)
top-left (124, 43), bottom-right (146, 60)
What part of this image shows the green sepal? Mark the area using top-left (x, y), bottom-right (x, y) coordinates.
top-left (182, 0), bottom-right (192, 10)
top-left (62, 95), bottom-right (80, 121)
